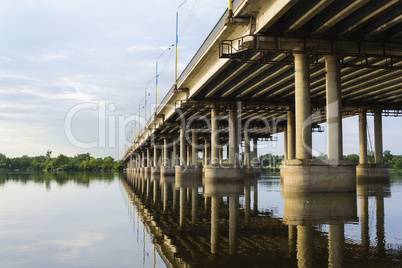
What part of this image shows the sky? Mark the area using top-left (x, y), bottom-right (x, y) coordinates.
top-left (0, 0), bottom-right (401, 160)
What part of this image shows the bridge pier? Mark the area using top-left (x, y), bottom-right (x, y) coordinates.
top-left (356, 110), bottom-right (390, 180)
top-left (282, 54), bottom-right (357, 193)
top-left (161, 137), bottom-right (175, 177)
top-left (204, 107), bottom-right (244, 180)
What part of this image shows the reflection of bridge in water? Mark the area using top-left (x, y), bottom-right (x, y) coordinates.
top-left (120, 173), bottom-right (400, 267)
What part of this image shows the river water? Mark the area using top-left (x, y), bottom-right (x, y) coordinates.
top-left (0, 172), bottom-right (401, 267)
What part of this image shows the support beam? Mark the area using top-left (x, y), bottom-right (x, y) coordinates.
top-left (374, 111), bottom-right (383, 164)
top-left (211, 108), bottom-right (220, 165)
top-left (154, 146), bottom-right (158, 168)
top-left (359, 111), bottom-right (368, 165)
top-left (147, 148), bottom-right (150, 168)
top-left (284, 129), bottom-right (288, 160)
top-left (325, 55), bottom-right (343, 161)
top-left (295, 54), bottom-right (312, 159)
top-left (172, 139), bottom-right (177, 167)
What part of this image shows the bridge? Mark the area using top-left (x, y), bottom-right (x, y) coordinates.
top-left (122, 0), bottom-right (402, 192)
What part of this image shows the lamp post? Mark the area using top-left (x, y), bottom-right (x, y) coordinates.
top-left (174, 0), bottom-right (188, 88)
top-left (155, 45), bottom-right (174, 114)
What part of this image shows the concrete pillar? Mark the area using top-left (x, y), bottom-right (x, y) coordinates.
top-left (325, 55), bottom-right (343, 161)
top-left (253, 138), bottom-right (258, 167)
top-left (192, 131), bottom-right (198, 166)
top-left (229, 196), bottom-right (239, 255)
top-left (297, 225), bottom-right (313, 268)
top-left (287, 109), bottom-right (296, 159)
top-left (141, 151), bottom-right (145, 167)
top-left (211, 196), bottom-right (219, 254)
top-left (187, 145), bottom-right (190, 166)
top-left (211, 108), bottom-right (220, 165)
top-left (244, 130), bottom-right (251, 167)
top-left (359, 111), bottom-right (367, 164)
top-left (173, 140), bottom-right (178, 167)
top-left (180, 126), bottom-right (187, 166)
top-left (328, 223), bottom-right (344, 268)
top-left (374, 111), bottom-right (383, 164)
top-left (228, 108), bottom-right (238, 165)
top-left (294, 53), bottom-right (312, 159)
top-left (219, 147), bottom-right (223, 165)
top-left (153, 146), bottom-right (158, 168)
top-left (163, 137), bottom-right (168, 167)
top-left (204, 138), bottom-right (210, 166)
top-left (146, 148), bottom-right (150, 168)
top-left (284, 129), bottom-right (288, 160)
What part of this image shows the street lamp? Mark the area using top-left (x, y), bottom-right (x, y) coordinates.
top-left (155, 44), bottom-right (174, 114)
top-left (175, 0), bottom-right (188, 88)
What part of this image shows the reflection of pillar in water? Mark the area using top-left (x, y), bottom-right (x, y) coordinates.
top-left (328, 223), bottom-right (344, 268)
top-left (297, 225), bottom-right (313, 268)
top-left (229, 196), bottom-right (239, 255)
top-left (253, 180), bottom-right (258, 214)
top-left (288, 225), bottom-right (297, 258)
top-left (153, 180), bottom-right (158, 204)
top-left (141, 177), bottom-right (145, 193)
top-left (360, 195), bottom-right (369, 256)
top-left (204, 196), bottom-right (209, 213)
top-left (376, 195), bottom-right (385, 258)
top-left (192, 188), bottom-right (198, 226)
top-left (163, 183), bottom-right (168, 213)
top-left (211, 196), bottom-right (220, 254)
top-left (146, 177), bottom-right (150, 198)
top-left (244, 185), bottom-right (251, 227)
top-left (180, 188), bottom-right (186, 227)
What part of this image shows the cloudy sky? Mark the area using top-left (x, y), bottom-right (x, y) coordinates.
top-left (0, 0), bottom-right (401, 160)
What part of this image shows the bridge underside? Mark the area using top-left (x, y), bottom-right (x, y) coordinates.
top-left (123, 0), bottom-right (402, 192)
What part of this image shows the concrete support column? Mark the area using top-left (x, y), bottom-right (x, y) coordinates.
top-left (294, 53), bottom-right (312, 159)
top-left (180, 126), bottom-right (187, 166)
top-left (172, 140), bottom-right (177, 167)
top-left (253, 138), bottom-right (258, 167)
top-left (163, 137), bottom-right (168, 167)
top-left (228, 108), bottom-right (238, 165)
top-left (141, 151), bottom-right (145, 168)
top-left (244, 130), bottom-right (251, 167)
top-left (187, 145), bottom-right (190, 166)
top-left (146, 148), bottom-right (150, 168)
top-left (284, 129), bottom-right (288, 160)
top-left (192, 131), bottom-right (198, 167)
top-left (325, 55), bottom-right (343, 160)
top-left (219, 147), bottom-right (223, 165)
top-left (374, 111), bottom-right (383, 164)
top-left (204, 138), bottom-right (210, 166)
top-left (359, 111), bottom-right (367, 164)
top-left (287, 109), bottom-right (296, 159)
top-left (211, 108), bottom-right (220, 165)
top-left (153, 146), bottom-right (158, 168)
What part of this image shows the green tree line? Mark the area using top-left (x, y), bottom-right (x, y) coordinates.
top-left (258, 150), bottom-right (402, 170)
top-left (0, 150), bottom-right (126, 172)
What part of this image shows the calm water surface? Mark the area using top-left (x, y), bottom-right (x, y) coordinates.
top-left (1, 172), bottom-right (402, 267)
